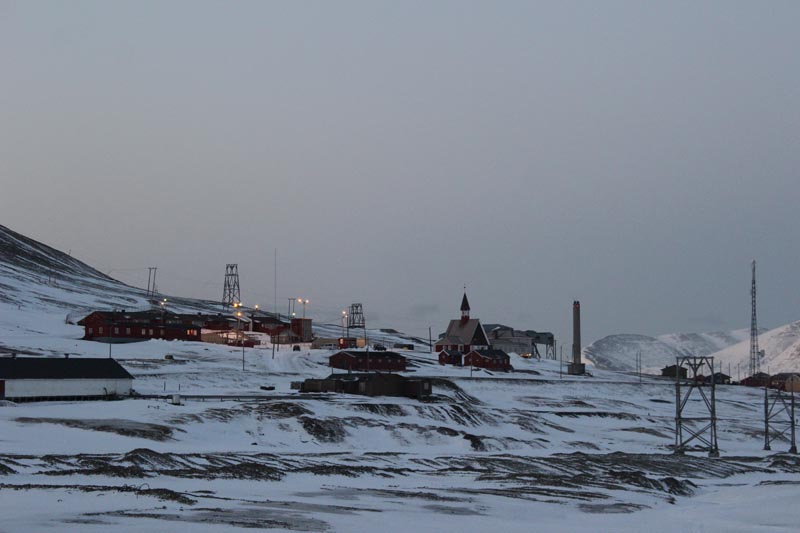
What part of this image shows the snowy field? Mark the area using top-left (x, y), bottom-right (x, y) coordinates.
top-left (2, 226), bottom-right (800, 531)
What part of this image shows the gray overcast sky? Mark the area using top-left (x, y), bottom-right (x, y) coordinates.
top-left (2, 1), bottom-right (799, 344)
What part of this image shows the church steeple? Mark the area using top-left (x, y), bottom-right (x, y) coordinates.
top-left (460, 291), bottom-right (470, 323)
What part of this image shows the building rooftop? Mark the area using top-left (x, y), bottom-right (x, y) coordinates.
top-left (469, 349), bottom-right (510, 360)
top-left (333, 351), bottom-right (406, 360)
top-left (0, 357), bottom-right (134, 380)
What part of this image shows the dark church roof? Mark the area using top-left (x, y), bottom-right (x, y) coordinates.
top-left (0, 357), bottom-right (134, 380)
top-left (438, 318), bottom-right (489, 347)
top-left (469, 349), bottom-right (510, 360)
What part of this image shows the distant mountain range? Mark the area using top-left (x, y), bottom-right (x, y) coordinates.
top-left (584, 323), bottom-right (800, 374)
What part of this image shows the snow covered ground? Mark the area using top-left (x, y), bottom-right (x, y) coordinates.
top-left (2, 224), bottom-right (800, 531)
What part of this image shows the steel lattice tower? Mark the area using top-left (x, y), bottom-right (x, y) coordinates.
top-left (347, 303), bottom-right (365, 329)
top-left (222, 264), bottom-right (241, 310)
top-left (750, 260), bottom-right (760, 377)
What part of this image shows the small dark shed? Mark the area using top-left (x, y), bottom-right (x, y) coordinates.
top-left (661, 364), bottom-right (688, 379)
top-left (704, 372), bottom-right (731, 385)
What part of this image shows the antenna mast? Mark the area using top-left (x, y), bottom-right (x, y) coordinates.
top-left (749, 260), bottom-right (760, 377)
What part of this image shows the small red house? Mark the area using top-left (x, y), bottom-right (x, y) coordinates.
top-left (741, 372), bottom-right (771, 387)
top-left (464, 349), bottom-right (512, 371)
top-left (251, 313), bottom-right (290, 335)
top-left (329, 351), bottom-right (407, 372)
top-left (438, 349), bottom-right (463, 366)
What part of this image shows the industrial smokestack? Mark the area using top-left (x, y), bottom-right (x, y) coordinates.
top-left (568, 300), bottom-right (586, 375)
top-left (572, 300), bottom-right (581, 364)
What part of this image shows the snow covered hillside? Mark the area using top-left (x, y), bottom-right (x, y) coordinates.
top-left (709, 320), bottom-right (800, 375)
top-left (584, 322), bottom-right (800, 375)
top-left (584, 329), bottom-right (751, 372)
top-left (0, 224), bottom-right (221, 317)
top-left (2, 224), bottom-right (800, 532)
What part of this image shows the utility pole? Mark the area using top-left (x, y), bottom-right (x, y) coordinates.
top-left (637, 350), bottom-right (642, 383)
top-left (146, 267), bottom-right (158, 298)
top-left (429, 327), bottom-right (433, 353)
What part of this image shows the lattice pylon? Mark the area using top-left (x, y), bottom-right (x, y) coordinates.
top-left (222, 264), bottom-right (241, 310)
top-left (674, 356), bottom-right (719, 457)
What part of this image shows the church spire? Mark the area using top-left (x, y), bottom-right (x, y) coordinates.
top-left (460, 290), bottom-right (470, 323)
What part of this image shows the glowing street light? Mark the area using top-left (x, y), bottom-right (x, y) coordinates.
top-left (236, 310), bottom-right (245, 371)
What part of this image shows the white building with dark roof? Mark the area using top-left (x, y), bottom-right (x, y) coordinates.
top-left (0, 356), bottom-right (134, 401)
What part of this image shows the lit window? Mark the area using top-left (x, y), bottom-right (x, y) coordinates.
top-left (141, 328), bottom-right (146, 335)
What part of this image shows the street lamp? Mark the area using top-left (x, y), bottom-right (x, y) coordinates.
top-left (300, 299), bottom-right (309, 318)
top-left (160, 298), bottom-right (168, 333)
top-left (237, 310), bottom-right (245, 371)
top-left (251, 304), bottom-right (259, 332)
top-left (341, 310), bottom-right (347, 338)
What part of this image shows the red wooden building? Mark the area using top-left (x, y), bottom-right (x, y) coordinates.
top-left (438, 349), bottom-right (463, 366)
top-left (463, 349), bottom-right (512, 371)
top-left (741, 372), bottom-right (771, 387)
top-left (81, 310), bottom-right (201, 343)
top-left (329, 351), bottom-right (407, 372)
top-left (250, 313), bottom-right (312, 342)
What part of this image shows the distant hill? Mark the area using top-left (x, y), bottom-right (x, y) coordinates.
top-left (583, 329), bottom-right (751, 372)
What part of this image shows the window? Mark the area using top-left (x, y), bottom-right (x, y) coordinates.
top-left (141, 328), bottom-right (146, 335)
top-left (114, 327), bottom-right (119, 334)
top-left (88, 327), bottom-right (93, 335)
top-left (98, 327), bottom-right (103, 334)
top-left (149, 329), bottom-right (154, 335)
top-left (126, 328), bottom-right (131, 335)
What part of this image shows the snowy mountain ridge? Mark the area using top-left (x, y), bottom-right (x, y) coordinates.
top-left (584, 324), bottom-right (800, 375)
